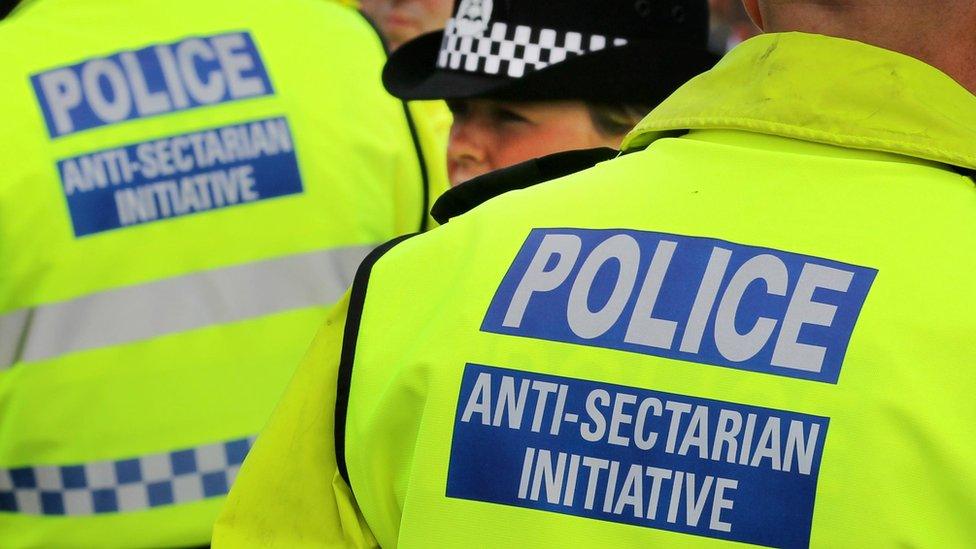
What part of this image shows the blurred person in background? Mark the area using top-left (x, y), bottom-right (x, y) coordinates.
top-left (359, 0), bottom-right (455, 226)
top-left (212, 1), bottom-right (717, 546)
top-left (0, 0), bottom-right (439, 546)
top-left (359, 0), bottom-right (454, 52)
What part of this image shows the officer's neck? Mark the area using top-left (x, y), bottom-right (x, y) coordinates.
top-left (761, 5), bottom-right (976, 96)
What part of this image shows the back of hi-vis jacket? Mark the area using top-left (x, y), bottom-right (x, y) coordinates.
top-left (0, 0), bottom-right (438, 546)
top-left (215, 33), bottom-right (976, 548)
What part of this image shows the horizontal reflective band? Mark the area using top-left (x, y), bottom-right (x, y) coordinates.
top-left (0, 245), bottom-right (374, 370)
top-left (0, 436), bottom-right (254, 515)
top-left (437, 18), bottom-right (627, 78)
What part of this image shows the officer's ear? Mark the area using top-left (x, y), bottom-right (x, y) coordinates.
top-left (741, 0), bottom-right (765, 31)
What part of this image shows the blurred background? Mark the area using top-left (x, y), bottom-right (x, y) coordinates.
top-left (0, 0), bottom-right (761, 54)
top-left (709, 0), bottom-right (759, 52)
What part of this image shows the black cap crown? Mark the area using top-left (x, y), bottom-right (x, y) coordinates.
top-left (383, 0), bottom-right (718, 103)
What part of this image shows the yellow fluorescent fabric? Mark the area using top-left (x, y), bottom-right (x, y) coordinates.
top-left (213, 294), bottom-right (377, 549)
top-left (217, 33), bottom-right (976, 547)
top-left (409, 99), bottom-right (452, 229)
top-left (622, 32), bottom-right (976, 168)
top-left (0, 0), bottom-right (436, 546)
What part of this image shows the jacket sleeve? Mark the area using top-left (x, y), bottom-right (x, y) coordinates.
top-left (212, 292), bottom-right (377, 548)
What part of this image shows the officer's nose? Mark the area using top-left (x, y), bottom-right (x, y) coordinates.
top-left (447, 119), bottom-right (490, 187)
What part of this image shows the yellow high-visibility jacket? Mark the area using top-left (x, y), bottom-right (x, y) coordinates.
top-left (215, 32), bottom-right (976, 548)
top-left (0, 0), bottom-right (443, 546)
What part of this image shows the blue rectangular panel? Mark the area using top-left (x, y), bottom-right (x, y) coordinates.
top-left (447, 364), bottom-right (830, 549)
top-left (32, 31), bottom-right (273, 138)
top-left (57, 116), bottom-right (302, 236)
top-left (482, 229), bottom-right (877, 384)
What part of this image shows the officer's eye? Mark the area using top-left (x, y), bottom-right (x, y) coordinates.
top-left (493, 107), bottom-right (530, 125)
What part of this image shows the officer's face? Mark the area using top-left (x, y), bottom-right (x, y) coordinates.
top-left (360, 0), bottom-right (454, 51)
top-left (446, 99), bottom-right (623, 187)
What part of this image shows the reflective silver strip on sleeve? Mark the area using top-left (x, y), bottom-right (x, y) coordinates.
top-left (0, 244), bottom-right (374, 370)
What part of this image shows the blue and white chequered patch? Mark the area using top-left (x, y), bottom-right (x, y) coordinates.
top-left (0, 436), bottom-right (254, 515)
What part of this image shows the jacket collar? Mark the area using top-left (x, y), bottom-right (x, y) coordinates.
top-left (431, 147), bottom-right (619, 223)
top-left (4, 0), bottom-right (51, 19)
top-left (623, 32), bottom-right (976, 171)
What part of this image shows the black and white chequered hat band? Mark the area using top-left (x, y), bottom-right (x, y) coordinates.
top-left (436, 18), bottom-right (628, 79)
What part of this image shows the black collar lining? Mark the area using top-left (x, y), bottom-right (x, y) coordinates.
top-left (431, 147), bottom-right (618, 223)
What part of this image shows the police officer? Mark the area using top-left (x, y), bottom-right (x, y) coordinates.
top-left (382, 0), bottom-right (717, 188)
top-left (216, 0), bottom-right (976, 547)
top-left (0, 0), bottom-right (439, 546)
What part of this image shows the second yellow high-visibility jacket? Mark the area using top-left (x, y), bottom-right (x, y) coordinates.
top-left (0, 0), bottom-right (443, 546)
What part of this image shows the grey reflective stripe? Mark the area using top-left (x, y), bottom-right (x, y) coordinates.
top-left (0, 309), bottom-right (31, 368)
top-left (0, 245), bottom-right (374, 369)
top-left (0, 436), bottom-right (255, 515)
